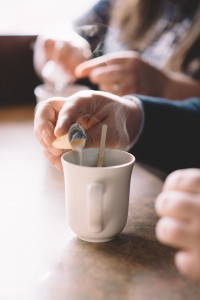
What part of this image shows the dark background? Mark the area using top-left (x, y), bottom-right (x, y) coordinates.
top-left (0, 35), bottom-right (42, 107)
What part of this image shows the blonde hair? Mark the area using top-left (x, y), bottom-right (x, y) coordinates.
top-left (112, 0), bottom-right (200, 73)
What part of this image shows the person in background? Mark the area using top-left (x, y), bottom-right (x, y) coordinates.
top-left (34, 90), bottom-right (200, 281)
top-left (34, 0), bottom-right (200, 99)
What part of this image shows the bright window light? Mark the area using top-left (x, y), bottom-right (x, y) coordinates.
top-left (0, 0), bottom-right (96, 34)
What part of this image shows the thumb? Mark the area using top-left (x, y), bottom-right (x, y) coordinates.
top-left (75, 61), bottom-right (92, 78)
top-left (84, 123), bottom-right (103, 148)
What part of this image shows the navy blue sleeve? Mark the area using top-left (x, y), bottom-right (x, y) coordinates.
top-left (129, 95), bottom-right (200, 174)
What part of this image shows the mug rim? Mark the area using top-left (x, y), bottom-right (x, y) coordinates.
top-left (61, 148), bottom-right (135, 169)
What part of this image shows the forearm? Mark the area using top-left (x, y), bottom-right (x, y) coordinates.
top-left (162, 71), bottom-right (200, 100)
top-left (129, 95), bottom-right (200, 174)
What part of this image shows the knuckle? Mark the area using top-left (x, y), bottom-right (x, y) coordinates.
top-left (164, 169), bottom-right (200, 192)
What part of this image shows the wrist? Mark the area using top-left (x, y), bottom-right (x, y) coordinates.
top-left (161, 70), bottom-right (179, 99)
top-left (123, 95), bottom-right (144, 150)
top-left (161, 71), bottom-right (200, 100)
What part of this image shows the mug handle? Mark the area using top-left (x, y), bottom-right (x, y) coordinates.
top-left (87, 182), bottom-right (103, 233)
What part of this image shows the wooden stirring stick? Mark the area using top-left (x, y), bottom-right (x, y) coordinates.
top-left (97, 124), bottom-right (107, 167)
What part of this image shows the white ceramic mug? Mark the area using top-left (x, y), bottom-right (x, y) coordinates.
top-left (34, 83), bottom-right (89, 103)
top-left (61, 148), bottom-right (135, 242)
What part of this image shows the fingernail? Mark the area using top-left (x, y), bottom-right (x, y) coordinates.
top-left (55, 120), bottom-right (62, 132)
top-left (155, 194), bottom-right (166, 214)
top-left (42, 130), bottom-right (51, 145)
top-left (155, 198), bottom-right (163, 214)
top-left (75, 68), bottom-right (81, 78)
top-left (55, 162), bottom-right (62, 171)
top-left (155, 218), bottom-right (169, 241)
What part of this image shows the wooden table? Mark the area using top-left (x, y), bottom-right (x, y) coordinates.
top-left (1, 106), bottom-right (200, 300)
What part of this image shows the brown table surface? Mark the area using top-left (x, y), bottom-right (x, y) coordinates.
top-left (0, 105), bottom-right (200, 300)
